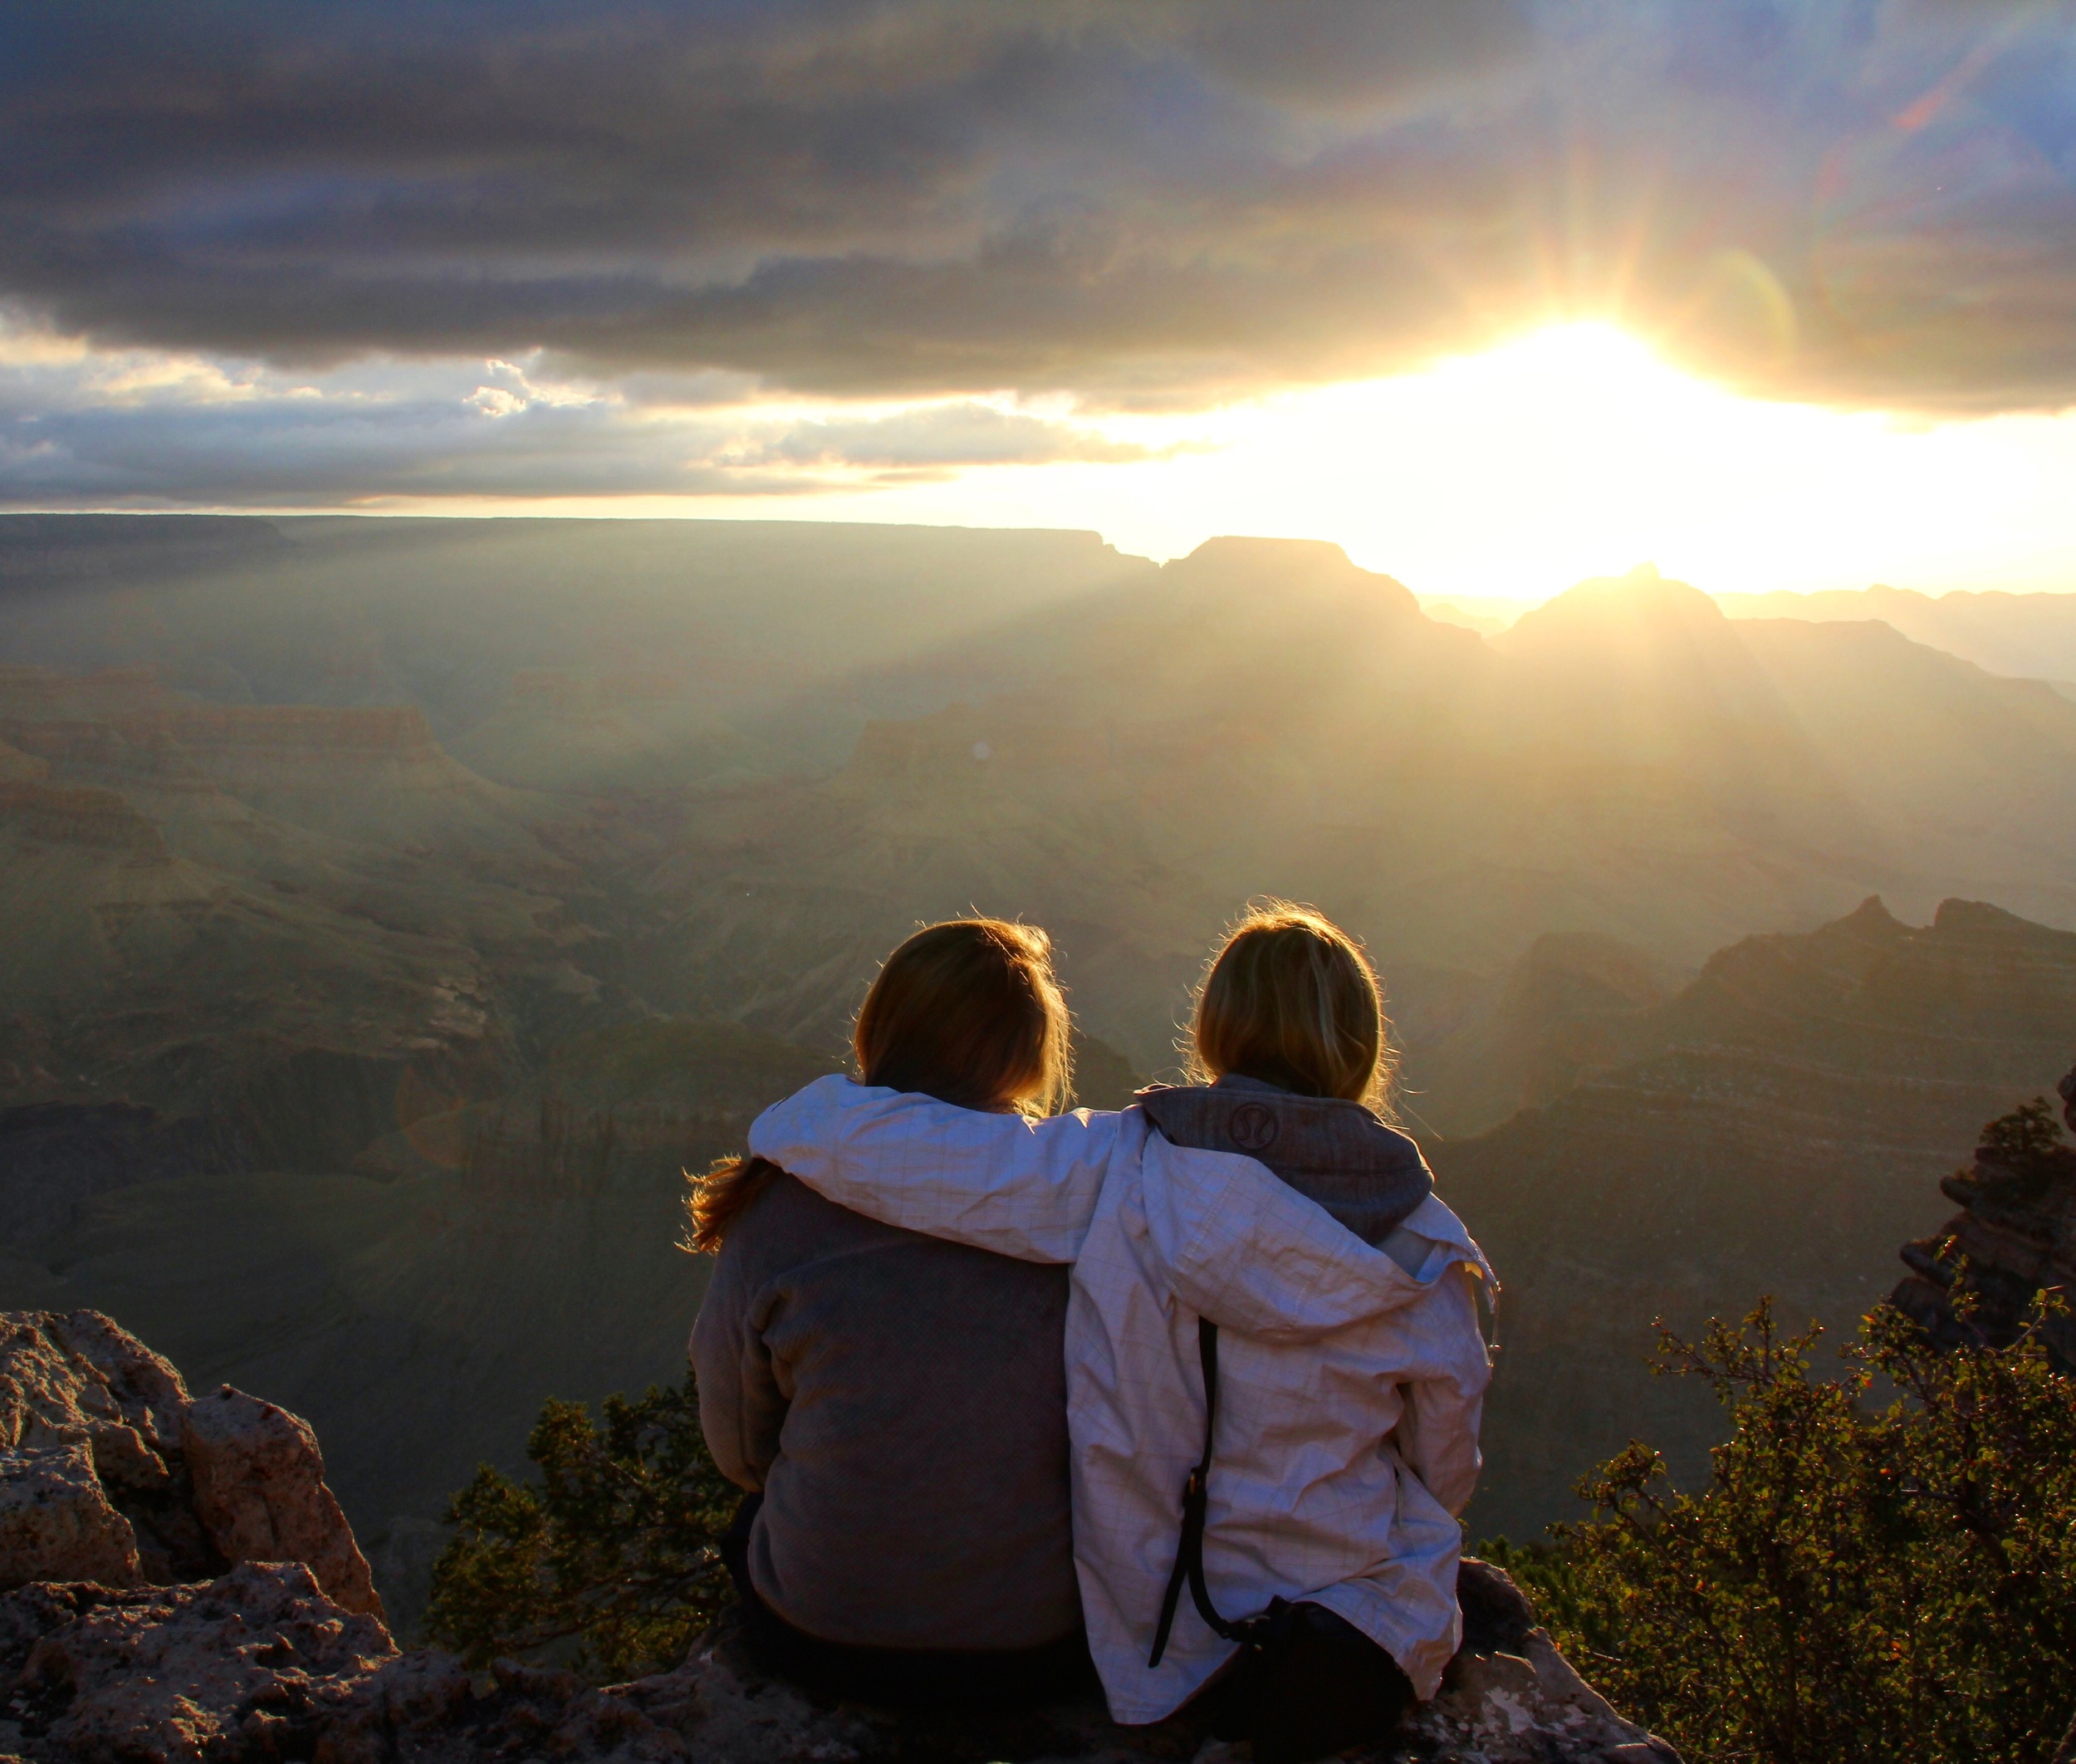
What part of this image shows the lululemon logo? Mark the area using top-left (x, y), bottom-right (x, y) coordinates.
top-left (1227, 1102), bottom-right (1280, 1154)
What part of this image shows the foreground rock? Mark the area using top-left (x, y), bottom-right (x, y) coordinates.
top-left (0, 1311), bottom-right (382, 1619)
top-left (2, 1312), bottom-right (1676, 1762)
top-left (1890, 1064), bottom-right (2076, 1370)
top-left (0, 1565), bottom-right (390, 1762)
top-left (0, 1556), bottom-right (1675, 1763)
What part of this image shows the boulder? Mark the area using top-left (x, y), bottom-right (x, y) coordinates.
top-left (181, 1389), bottom-right (383, 1619)
top-left (0, 1312), bottom-right (377, 1613)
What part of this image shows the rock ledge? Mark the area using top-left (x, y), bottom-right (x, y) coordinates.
top-left (2, 1311), bottom-right (1679, 1762)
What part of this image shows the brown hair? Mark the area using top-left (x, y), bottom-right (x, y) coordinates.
top-left (685, 919), bottom-right (1071, 1252)
top-left (1187, 900), bottom-right (1393, 1111)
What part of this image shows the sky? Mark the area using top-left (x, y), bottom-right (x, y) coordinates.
top-left (4, 1), bottom-right (2076, 600)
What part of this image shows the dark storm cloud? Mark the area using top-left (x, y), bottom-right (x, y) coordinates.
top-left (3, 0), bottom-right (2076, 412)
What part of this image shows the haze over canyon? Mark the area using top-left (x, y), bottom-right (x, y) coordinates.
top-left (2, 512), bottom-right (2074, 1619)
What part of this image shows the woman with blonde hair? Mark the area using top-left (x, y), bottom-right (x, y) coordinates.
top-left (689, 918), bottom-right (1087, 1708)
top-left (748, 902), bottom-right (1493, 1764)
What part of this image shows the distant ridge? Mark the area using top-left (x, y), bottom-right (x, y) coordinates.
top-left (1159, 534), bottom-right (1422, 619)
top-left (1716, 582), bottom-right (2076, 684)
top-left (0, 513), bottom-right (288, 578)
top-left (1431, 893), bottom-right (2076, 1539)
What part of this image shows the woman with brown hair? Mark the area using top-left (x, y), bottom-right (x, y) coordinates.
top-left (688, 918), bottom-right (1086, 1709)
top-left (749, 902), bottom-right (1494, 1764)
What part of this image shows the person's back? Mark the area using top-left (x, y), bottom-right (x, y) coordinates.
top-left (692, 1169), bottom-right (1077, 1651)
top-left (685, 916), bottom-right (1090, 1709)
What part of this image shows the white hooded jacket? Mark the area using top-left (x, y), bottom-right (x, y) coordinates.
top-left (747, 1076), bottom-right (1495, 1723)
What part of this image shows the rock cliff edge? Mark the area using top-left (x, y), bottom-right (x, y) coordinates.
top-left (1, 1312), bottom-right (1677, 1763)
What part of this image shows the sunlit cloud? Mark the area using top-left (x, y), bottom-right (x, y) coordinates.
top-left (757, 404), bottom-right (1168, 469)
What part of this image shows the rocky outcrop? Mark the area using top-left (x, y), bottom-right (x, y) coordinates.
top-left (1891, 1064), bottom-right (2076, 1369)
top-left (0, 1312), bottom-right (381, 1619)
top-left (1402, 1559), bottom-right (1680, 1762)
top-left (0, 1311), bottom-right (1676, 1761)
top-left (0, 1555), bottom-right (1675, 1763)
top-left (0, 1303), bottom-right (1669, 1760)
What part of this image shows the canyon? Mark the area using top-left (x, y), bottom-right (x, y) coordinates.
top-left (0, 514), bottom-right (2071, 1625)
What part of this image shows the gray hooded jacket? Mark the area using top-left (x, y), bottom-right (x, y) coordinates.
top-left (1136, 1074), bottom-right (1433, 1252)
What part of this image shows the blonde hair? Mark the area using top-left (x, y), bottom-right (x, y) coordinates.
top-left (1187, 900), bottom-right (1392, 1111)
top-left (687, 918), bottom-right (1071, 1252)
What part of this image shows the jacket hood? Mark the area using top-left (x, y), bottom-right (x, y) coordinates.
top-left (1136, 1075), bottom-right (1432, 1247)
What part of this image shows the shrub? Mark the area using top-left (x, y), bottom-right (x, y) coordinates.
top-left (424, 1373), bottom-right (741, 1680)
top-left (1492, 1296), bottom-right (2076, 1763)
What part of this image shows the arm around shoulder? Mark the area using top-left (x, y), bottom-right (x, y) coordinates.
top-left (745, 1074), bottom-right (1132, 1262)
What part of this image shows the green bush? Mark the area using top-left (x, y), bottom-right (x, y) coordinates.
top-left (1490, 1296), bottom-right (2076, 1763)
top-left (424, 1373), bottom-right (741, 1680)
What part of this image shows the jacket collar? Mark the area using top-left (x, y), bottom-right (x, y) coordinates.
top-left (1135, 1074), bottom-right (1432, 1247)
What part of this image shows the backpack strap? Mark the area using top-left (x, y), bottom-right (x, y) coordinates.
top-left (1148, 1316), bottom-right (1285, 1666)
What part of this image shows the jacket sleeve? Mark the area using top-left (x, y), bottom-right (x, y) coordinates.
top-left (745, 1074), bottom-right (1127, 1264)
top-left (1144, 1135), bottom-right (1421, 1340)
top-left (1388, 1262), bottom-right (1491, 1517)
top-left (688, 1247), bottom-right (786, 1493)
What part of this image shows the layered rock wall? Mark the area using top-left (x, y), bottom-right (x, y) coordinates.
top-left (0, 784), bottom-right (169, 859)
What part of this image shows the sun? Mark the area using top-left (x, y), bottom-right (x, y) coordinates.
top-left (1449, 322), bottom-right (1689, 410)
top-left (1040, 321), bottom-right (2074, 603)
top-left (1057, 321), bottom-right (1814, 599)
top-left (678, 319), bottom-right (2076, 605)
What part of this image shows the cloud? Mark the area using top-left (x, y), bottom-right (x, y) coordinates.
top-left (0, 320), bottom-right (1166, 503)
top-left (2, 0), bottom-right (2074, 423)
top-left (761, 403), bottom-right (1159, 467)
